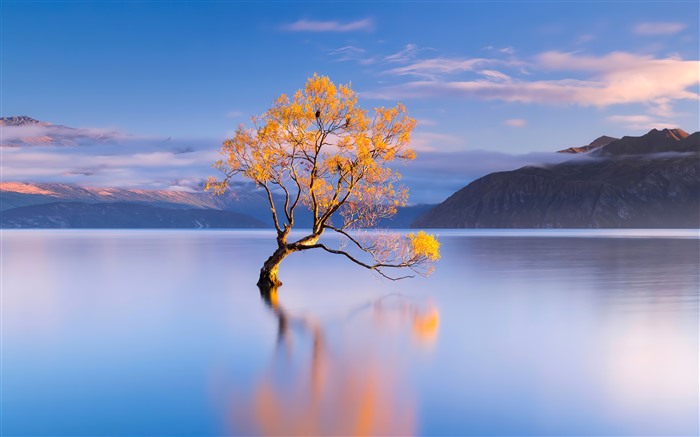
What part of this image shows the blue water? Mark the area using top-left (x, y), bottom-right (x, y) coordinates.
top-left (2, 229), bottom-right (698, 436)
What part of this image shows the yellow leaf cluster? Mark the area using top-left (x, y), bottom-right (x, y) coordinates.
top-left (408, 231), bottom-right (441, 261)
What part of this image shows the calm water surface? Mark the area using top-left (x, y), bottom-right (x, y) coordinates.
top-left (2, 229), bottom-right (698, 436)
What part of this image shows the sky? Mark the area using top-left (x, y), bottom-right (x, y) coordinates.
top-left (2, 0), bottom-right (699, 203)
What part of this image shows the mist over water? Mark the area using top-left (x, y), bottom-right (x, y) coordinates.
top-left (2, 230), bottom-right (698, 436)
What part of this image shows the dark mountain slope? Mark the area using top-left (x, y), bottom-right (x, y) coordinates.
top-left (413, 129), bottom-right (700, 229)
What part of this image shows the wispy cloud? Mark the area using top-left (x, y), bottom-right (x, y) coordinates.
top-left (282, 18), bottom-right (373, 32)
top-left (633, 22), bottom-right (686, 35)
top-left (575, 34), bottom-right (596, 44)
top-left (606, 114), bottom-right (681, 131)
top-left (1, 126), bottom-right (220, 190)
top-left (503, 119), bottom-right (526, 127)
top-left (330, 43), bottom-right (433, 67)
top-left (416, 118), bottom-right (438, 127)
top-left (379, 43), bottom-right (522, 79)
top-left (482, 46), bottom-right (516, 56)
top-left (385, 57), bottom-right (505, 79)
top-left (479, 70), bottom-right (511, 82)
top-left (367, 51), bottom-right (699, 114)
top-left (327, 46), bottom-right (377, 65)
top-left (384, 44), bottom-right (421, 63)
top-left (409, 131), bottom-right (463, 152)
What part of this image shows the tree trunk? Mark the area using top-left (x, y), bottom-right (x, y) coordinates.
top-left (257, 246), bottom-right (291, 291)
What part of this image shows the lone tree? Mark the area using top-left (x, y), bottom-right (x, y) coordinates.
top-left (207, 74), bottom-right (439, 290)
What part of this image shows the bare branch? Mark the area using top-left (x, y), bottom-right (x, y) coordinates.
top-left (303, 243), bottom-right (415, 281)
top-left (261, 181), bottom-right (283, 234)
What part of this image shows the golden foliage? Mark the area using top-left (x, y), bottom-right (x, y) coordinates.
top-left (209, 74), bottom-right (439, 279)
top-left (208, 74), bottom-right (416, 230)
top-left (408, 231), bottom-right (441, 261)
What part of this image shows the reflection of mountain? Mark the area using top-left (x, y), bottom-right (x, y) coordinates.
top-left (225, 288), bottom-right (439, 436)
top-left (441, 235), bottom-right (699, 310)
top-left (0, 202), bottom-right (265, 228)
top-left (413, 129), bottom-right (700, 228)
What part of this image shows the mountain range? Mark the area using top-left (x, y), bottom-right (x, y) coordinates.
top-left (2, 115), bottom-right (698, 229)
top-left (1, 201), bottom-right (265, 228)
top-left (413, 128), bottom-right (699, 228)
top-left (0, 181), bottom-right (288, 228)
top-left (0, 181), bottom-right (434, 229)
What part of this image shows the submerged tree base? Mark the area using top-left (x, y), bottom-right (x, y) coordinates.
top-left (257, 274), bottom-right (282, 292)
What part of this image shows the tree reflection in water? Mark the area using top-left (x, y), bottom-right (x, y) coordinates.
top-left (226, 287), bottom-right (440, 436)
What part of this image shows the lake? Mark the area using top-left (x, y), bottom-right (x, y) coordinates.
top-left (2, 229), bottom-right (698, 436)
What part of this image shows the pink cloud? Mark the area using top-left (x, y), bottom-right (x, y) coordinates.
top-left (479, 70), bottom-right (511, 82)
top-left (409, 131), bottom-right (463, 152)
top-left (369, 51), bottom-right (699, 110)
top-left (504, 119), bottom-right (526, 127)
top-left (606, 115), bottom-right (681, 131)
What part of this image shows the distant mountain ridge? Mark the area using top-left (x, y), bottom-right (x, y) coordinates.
top-left (413, 128), bottom-right (700, 229)
top-left (0, 181), bottom-right (231, 209)
top-left (591, 128), bottom-right (694, 156)
top-left (0, 181), bottom-right (278, 225)
top-left (557, 135), bottom-right (618, 154)
top-left (1, 202), bottom-right (265, 228)
top-left (1, 181), bottom-right (432, 229)
top-left (0, 116), bottom-right (53, 127)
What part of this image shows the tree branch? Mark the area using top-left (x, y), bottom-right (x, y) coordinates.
top-left (261, 182), bottom-right (283, 234)
top-left (301, 243), bottom-right (416, 281)
top-left (288, 164), bottom-right (302, 225)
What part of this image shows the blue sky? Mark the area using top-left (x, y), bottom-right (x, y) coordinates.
top-left (2, 1), bottom-right (699, 202)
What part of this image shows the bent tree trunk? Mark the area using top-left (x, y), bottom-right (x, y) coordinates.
top-left (257, 247), bottom-right (291, 291)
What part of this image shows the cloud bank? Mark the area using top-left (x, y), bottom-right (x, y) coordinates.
top-left (1, 125), bottom-right (221, 191)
